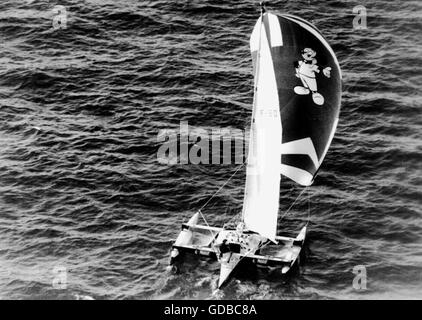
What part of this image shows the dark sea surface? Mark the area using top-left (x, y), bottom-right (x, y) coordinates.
top-left (0, 0), bottom-right (421, 300)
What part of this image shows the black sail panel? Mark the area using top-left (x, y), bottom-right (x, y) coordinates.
top-left (262, 13), bottom-right (341, 185)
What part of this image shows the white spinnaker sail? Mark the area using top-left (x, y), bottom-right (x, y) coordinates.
top-left (242, 15), bottom-right (282, 242)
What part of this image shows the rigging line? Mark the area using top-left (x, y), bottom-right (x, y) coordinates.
top-left (234, 245), bottom-right (260, 266)
top-left (195, 162), bottom-right (246, 258)
top-left (307, 187), bottom-right (311, 225)
top-left (252, 187), bottom-right (312, 255)
top-left (197, 162), bottom-right (245, 214)
top-left (196, 209), bottom-right (220, 259)
top-left (243, 188), bottom-right (312, 265)
top-left (279, 186), bottom-right (309, 222)
top-left (223, 210), bottom-right (241, 229)
top-left (235, 235), bottom-right (272, 267)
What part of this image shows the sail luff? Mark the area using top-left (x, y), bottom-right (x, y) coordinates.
top-left (241, 14), bottom-right (262, 223)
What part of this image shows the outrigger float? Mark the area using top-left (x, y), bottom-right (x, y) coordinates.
top-left (169, 2), bottom-right (342, 288)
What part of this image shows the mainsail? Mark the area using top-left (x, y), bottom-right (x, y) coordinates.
top-left (242, 12), bottom-right (342, 242)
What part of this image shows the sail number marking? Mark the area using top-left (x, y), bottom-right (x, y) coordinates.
top-left (257, 109), bottom-right (279, 118)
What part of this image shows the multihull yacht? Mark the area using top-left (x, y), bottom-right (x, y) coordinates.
top-left (169, 3), bottom-right (341, 288)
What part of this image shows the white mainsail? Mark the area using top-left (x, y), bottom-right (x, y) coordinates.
top-left (242, 15), bottom-right (282, 242)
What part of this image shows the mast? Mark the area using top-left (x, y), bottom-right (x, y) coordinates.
top-left (241, 2), bottom-right (265, 224)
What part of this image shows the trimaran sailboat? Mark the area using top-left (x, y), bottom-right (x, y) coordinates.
top-left (169, 3), bottom-right (341, 288)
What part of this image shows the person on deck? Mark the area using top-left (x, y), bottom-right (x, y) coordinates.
top-left (218, 239), bottom-right (230, 258)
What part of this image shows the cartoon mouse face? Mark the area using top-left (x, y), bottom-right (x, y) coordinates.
top-left (294, 47), bottom-right (331, 105)
top-left (301, 48), bottom-right (316, 61)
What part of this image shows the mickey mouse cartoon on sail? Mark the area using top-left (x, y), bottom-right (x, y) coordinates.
top-left (294, 48), bottom-right (331, 105)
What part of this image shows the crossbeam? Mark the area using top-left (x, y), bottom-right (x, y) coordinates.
top-left (244, 253), bottom-right (292, 263)
top-left (182, 223), bottom-right (222, 233)
top-left (174, 243), bottom-right (296, 264)
top-left (184, 223), bottom-right (298, 243)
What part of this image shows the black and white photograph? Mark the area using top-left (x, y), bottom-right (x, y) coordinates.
top-left (0, 0), bottom-right (421, 306)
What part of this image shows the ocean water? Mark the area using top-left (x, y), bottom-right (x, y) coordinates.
top-left (0, 0), bottom-right (421, 300)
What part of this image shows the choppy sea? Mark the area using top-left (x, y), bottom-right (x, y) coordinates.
top-left (0, 0), bottom-right (421, 300)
